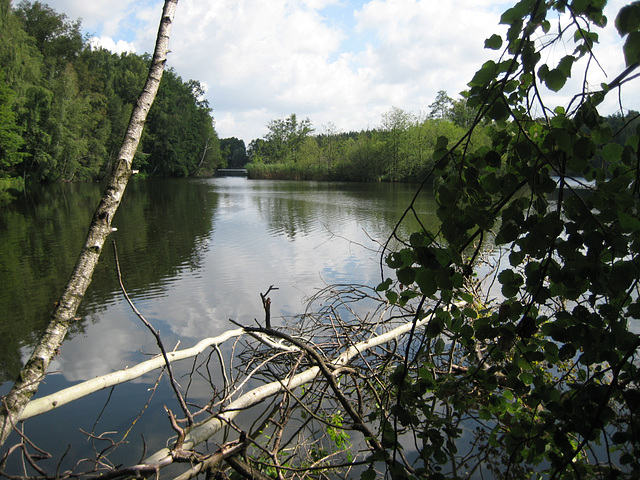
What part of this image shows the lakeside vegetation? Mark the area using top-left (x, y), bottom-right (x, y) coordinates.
top-left (0, 0), bottom-right (222, 202)
top-left (2, 1), bottom-right (639, 205)
top-left (245, 101), bottom-right (491, 182)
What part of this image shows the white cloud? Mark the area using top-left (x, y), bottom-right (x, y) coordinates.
top-left (48, 0), bottom-right (142, 38)
top-left (163, 0), bottom-right (515, 141)
top-left (44, 0), bottom-right (639, 143)
top-left (88, 36), bottom-right (136, 54)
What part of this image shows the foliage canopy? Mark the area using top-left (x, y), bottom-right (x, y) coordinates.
top-left (375, 0), bottom-right (640, 477)
top-left (0, 0), bottom-right (222, 195)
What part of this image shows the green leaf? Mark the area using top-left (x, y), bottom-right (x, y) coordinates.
top-left (544, 69), bottom-right (567, 92)
top-left (615, 2), bottom-right (640, 36)
top-left (537, 63), bottom-right (549, 81)
top-left (573, 136), bottom-right (596, 159)
top-left (376, 278), bottom-right (392, 292)
top-left (462, 307), bottom-right (478, 319)
top-left (488, 101), bottom-right (510, 121)
top-left (619, 211), bottom-right (640, 231)
top-left (485, 150), bottom-right (502, 168)
top-left (426, 317), bottom-right (444, 338)
top-left (500, 0), bottom-right (535, 25)
top-left (386, 290), bottom-right (398, 305)
top-left (361, 468), bottom-right (377, 480)
top-left (557, 55), bottom-right (575, 76)
top-left (416, 268), bottom-right (437, 296)
top-left (519, 371), bottom-right (534, 385)
top-left (592, 124), bottom-right (613, 144)
top-left (600, 142), bottom-right (624, 163)
top-left (435, 136), bottom-right (449, 150)
top-left (623, 31), bottom-right (640, 66)
top-left (468, 61), bottom-right (497, 87)
top-left (459, 291), bottom-right (474, 303)
top-left (478, 408), bottom-right (492, 420)
top-left (485, 34), bottom-right (503, 50)
top-left (397, 267), bottom-right (415, 286)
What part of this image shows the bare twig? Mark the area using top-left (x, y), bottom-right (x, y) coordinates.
top-left (113, 241), bottom-right (194, 425)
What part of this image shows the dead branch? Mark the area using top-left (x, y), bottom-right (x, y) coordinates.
top-left (113, 241), bottom-right (194, 425)
top-left (242, 326), bottom-right (410, 476)
top-left (259, 285), bottom-right (279, 329)
top-left (138, 311), bottom-right (435, 472)
top-left (19, 329), bottom-right (245, 421)
top-left (224, 454), bottom-right (272, 480)
top-left (171, 436), bottom-right (249, 480)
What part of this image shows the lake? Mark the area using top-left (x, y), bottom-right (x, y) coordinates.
top-left (0, 177), bottom-right (436, 473)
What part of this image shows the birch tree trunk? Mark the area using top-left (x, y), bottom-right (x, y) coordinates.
top-left (0, 0), bottom-right (179, 448)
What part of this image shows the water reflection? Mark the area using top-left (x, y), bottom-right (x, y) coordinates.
top-left (1, 177), bottom-right (441, 475)
top-left (1, 177), bottom-right (436, 386)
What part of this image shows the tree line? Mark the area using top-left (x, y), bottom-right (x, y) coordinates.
top-left (0, 0), bottom-right (223, 202)
top-left (226, 97), bottom-right (639, 183)
top-left (1, 0), bottom-right (638, 203)
top-left (243, 91), bottom-right (638, 183)
top-left (244, 92), bottom-right (491, 182)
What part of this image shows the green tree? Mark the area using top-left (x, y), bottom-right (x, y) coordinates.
top-left (140, 70), bottom-right (220, 176)
top-left (428, 89), bottom-right (454, 120)
top-left (0, 1), bottom-right (220, 184)
top-left (376, 0), bottom-right (640, 476)
top-left (450, 93), bottom-right (477, 128)
top-left (0, 70), bottom-right (25, 170)
top-left (220, 137), bottom-right (248, 168)
top-left (14, 1), bottom-right (83, 62)
top-left (262, 113), bottom-right (314, 163)
top-left (20, 84), bottom-right (53, 179)
top-left (0, 0), bottom-right (43, 97)
top-left (335, 130), bottom-right (385, 181)
top-left (380, 106), bottom-right (413, 181)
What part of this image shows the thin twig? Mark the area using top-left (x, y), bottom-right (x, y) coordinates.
top-left (113, 241), bottom-right (194, 425)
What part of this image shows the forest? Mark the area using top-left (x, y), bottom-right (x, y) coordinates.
top-left (0, 0), bottom-right (222, 202)
top-left (242, 95), bottom-right (640, 183)
top-left (1, 0), bottom-right (640, 478)
top-left (244, 97), bottom-right (490, 182)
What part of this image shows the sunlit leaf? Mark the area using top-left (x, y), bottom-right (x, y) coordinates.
top-left (485, 34), bottom-right (503, 50)
top-left (544, 69), bottom-right (567, 91)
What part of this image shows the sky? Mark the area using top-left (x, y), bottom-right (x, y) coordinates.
top-left (43, 0), bottom-right (639, 144)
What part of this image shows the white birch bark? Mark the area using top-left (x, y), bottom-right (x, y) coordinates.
top-left (142, 313), bottom-right (433, 469)
top-left (0, 0), bottom-right (179, 448)
top-left (19, 328), bottom-right (244, 421)
top-left (18, 328), bottom-right (298, 421)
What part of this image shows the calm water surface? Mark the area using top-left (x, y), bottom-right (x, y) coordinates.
top-left (0, 177), bottom-right (436, 470)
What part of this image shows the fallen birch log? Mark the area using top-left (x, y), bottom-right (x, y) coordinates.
top-left (20, 328), bottom-right (298, 421)
top-left (20, 329), bottom-right (245, 421)
top-left (142, 313), bottom-right (433, 469)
